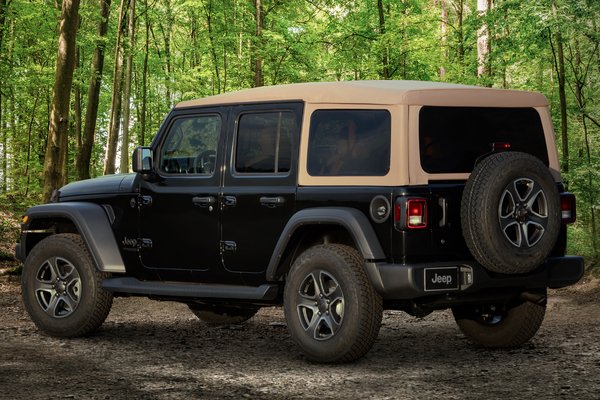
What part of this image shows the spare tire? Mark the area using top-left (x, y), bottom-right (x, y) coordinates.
top-left (461, 152), bottom-right (560, 274)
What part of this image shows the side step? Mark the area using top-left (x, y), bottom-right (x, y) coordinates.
top-left (102, 277), bottom-right (279, 300)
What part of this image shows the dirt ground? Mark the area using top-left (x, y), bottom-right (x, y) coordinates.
top-left (0, 273), bottom-right (599, 400)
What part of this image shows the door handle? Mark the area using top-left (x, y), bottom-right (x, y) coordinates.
top-left (192, 196), bottom-right (216, 208)
top-left (260, 196), bottom-right (286, 208)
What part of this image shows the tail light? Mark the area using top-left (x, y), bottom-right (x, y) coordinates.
top-left (560, 193), bottom-right (576, 224)
top-left (395, 197), bottom-right (428, 229)
top-left (493, 142), bottom-right (511, 151)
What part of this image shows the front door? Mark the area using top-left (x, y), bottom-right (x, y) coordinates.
top-left (138, 109), bottom-right (226, 282)
top-left (221, 103), bottom-right (303, 285)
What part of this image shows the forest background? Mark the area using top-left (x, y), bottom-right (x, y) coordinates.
top-left (0, 0), bottom-right (597, 267)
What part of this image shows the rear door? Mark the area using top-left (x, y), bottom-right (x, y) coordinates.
top-left (220, 103), bottom-right (302, 284)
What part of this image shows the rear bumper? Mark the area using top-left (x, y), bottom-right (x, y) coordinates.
top-left (366, 256), bottom-right (584, 300)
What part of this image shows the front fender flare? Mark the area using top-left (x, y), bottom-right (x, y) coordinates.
top-left (24, 202), bottom-right (126, 273)
top-left (266, 207), bottom-right (385, 281)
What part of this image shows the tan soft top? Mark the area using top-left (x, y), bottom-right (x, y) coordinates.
top-left (175, 80), bottom-right (548, 108)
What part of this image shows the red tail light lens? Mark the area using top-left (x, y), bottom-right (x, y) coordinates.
top-left (493, 142), bottom-right (511, 151)
top-left (407, 199), bottom-right (427, 229)
top-left (394, 197), bottom-right (429, 230)
top-left (560, 193), bottom-right (576, 224)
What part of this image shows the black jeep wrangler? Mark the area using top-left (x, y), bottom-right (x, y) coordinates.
top-left (16, 81), bottom-right (584, 363)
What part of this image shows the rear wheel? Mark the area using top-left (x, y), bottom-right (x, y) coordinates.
top-left (284, 244), bottom-right (382, 363)
top-left (21, 234), bottom-right (113, 337)
top-left (188, 304), bottom-right (259, 325)
top-left (452, 296), bottom-right (546, 348)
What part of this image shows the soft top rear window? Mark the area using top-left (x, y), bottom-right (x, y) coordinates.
top-left (419, 106), bottom-right (548, 174)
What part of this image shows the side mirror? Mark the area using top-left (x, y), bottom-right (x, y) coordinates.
top-left (132, 146), bottom-right (153, 173)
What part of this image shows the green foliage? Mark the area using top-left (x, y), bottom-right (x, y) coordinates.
top-left (0, 0), bottom-right (598, 265)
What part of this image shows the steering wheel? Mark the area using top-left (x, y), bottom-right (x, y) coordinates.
top-left (194, 150), bottom-right (217, 174)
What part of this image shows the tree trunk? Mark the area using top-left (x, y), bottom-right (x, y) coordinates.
top-left (204, 0), bottom-right (221, 93)
top-left (103, 0), bottom-right (127, 175)
top-left (120, 0), bottom-right (135, 173)
top-left (549, 3), bottom-right (569, 173)
top-left (77, 0), bottom-right (111, 180)
top-left (42, 0), bottom-right (80, 202)
top-left (74, 47), bottom-right (82, 151)
top-left (456, 0), bottom-right (464, 70)
top-left (140, 0), bottom-right (149, 145)
top-left (377, 0), bottom-right (389, 80)
top-left (571, 40), bottom-right (598, 258)
top-left (477, 0), bottom-right (491, 80)
top-left (0, 98), bottom-right (8, 193)
top-left (253, 0), bottom-right (263, 87)
top-left (159, 0), bottom-right (173, 103)
top-left (0, 0), bottom-right (7, 192)
top-left (439, 0), bottom-right (447, 79)
top-left (24, 94), bottom-right (40, 196)
top-left (0, 0), bottom-right (7, 51)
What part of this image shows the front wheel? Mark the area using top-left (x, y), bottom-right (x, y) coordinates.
top-left (284, 244), bottom-right (383, 363)
top-left (21, 234), bottom-right (113, 337)
top-left (452, 296), bottom-right (546, 348)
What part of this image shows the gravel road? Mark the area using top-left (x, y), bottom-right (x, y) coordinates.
top-left (1, 275), bottom-right (599, 400)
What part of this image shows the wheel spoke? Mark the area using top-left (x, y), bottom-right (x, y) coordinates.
top-left (306, 312), bottom-right (322, 337)
top-left (501, 220), bottom-right (522, 247)
top-left (316, 271), bottom-right (331, 297)
top-left (524, 221), bottom-right (545, 247)
top-left (59, 294), bottom-right (76, 313)
top-left (513, 178), bottom-right (534, 202)
top-left (297, 295), bottom-right (319, 313)
top-left (329, 285), bottom-right (344, 305)
top-left (45, 257), bottom-right (60, 282)
top-left (499, 189), bottom-right (516, 218)
top-left (34, 280), bottom-right (54, 293)
top-left (44, 294), bottom-right (60, 317)
top-left (526, 189), bottom-right (548, 219)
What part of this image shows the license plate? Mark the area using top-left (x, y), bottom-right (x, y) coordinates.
top-left (424, 267), bottom-right (459, 292)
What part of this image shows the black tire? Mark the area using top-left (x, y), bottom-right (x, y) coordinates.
top-left (188, 304), bottom-right (259, 325)
top-left (21, 234), bottom-right (113, 338)
top-left (284, 244), bottom-right (383, 363)
top-left (452, 298), bottom-right (546, 348)
top-left (461, 152), bottom-right (561, 274)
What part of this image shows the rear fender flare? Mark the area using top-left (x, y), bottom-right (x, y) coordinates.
top-left (266, 207), bottom-right (385, 281)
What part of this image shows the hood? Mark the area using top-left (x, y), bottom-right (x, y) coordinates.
top-left (58, 173), bottom-right (138, 199)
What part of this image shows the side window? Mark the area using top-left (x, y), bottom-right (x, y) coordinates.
top-left (235, 111), bottom-right (295, 174)
top-left (307, 110), bottom-right (391, 176)
top-left (160, 115), bottom-right (221, 175)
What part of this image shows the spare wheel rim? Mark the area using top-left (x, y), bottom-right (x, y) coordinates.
top-left (498, 177), bottom-right (548, 248)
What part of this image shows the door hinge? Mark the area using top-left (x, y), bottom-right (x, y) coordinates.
top-left (220, 240), bottom-right (237, 253)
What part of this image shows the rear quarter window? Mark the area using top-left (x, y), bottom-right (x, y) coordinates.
top-left (419, 106), bottom-right (549, 173)
top-left (307, 109), bottom-right (391, 176)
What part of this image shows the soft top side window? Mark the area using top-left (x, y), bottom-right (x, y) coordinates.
top-left (419, 106), bottom-right (548, 174)
top-left (235, 111), bottom-right (295, 174)
top-left (307, 109), bottom-right (391, 177)
top-left (160, 114), bottom-right (221, 175)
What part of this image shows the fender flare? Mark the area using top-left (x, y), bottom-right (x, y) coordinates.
top-left (266, 207), bottom-right (385, 281)
top-left (23, 202), bottom-right (126, 273)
